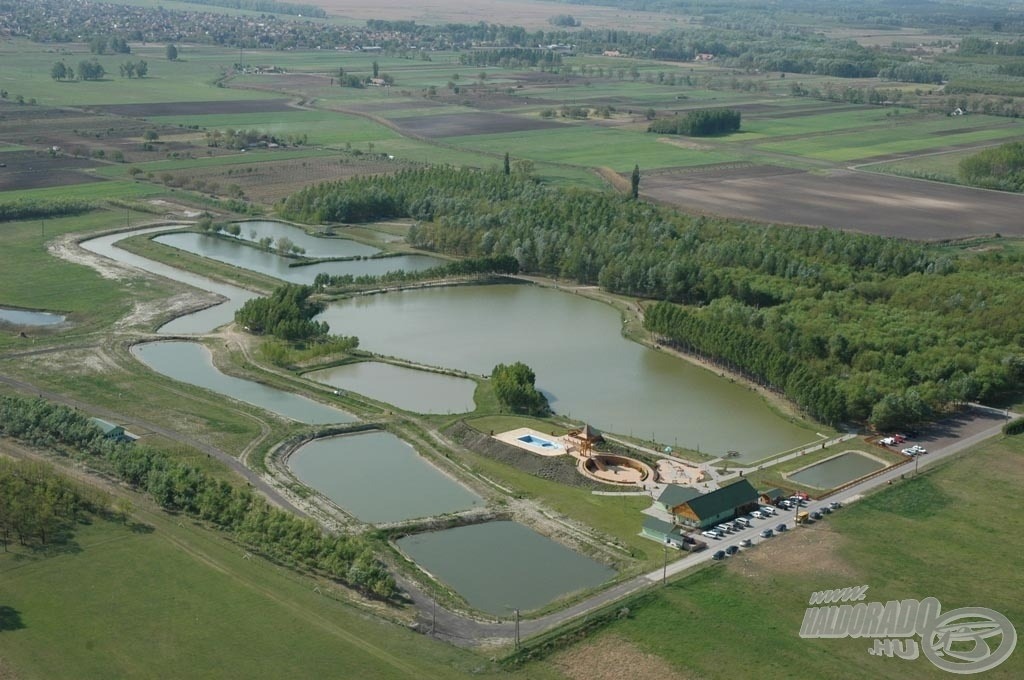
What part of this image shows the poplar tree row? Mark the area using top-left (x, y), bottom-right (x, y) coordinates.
top-left (0, 396), bottom-right (396, 598)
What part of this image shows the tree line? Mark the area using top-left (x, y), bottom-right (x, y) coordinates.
top-left (959, 141), bottom-right (1024, 192)
top-left (0, 457), bottom-right (111, 550)
top-left (0, 395), bottom-right (396, 598)
top-left (276, 167), bottom-right (1023, 427)
top-left (648, 108), bottom-right (741, 136)
top-left (312, 254), bottom-right (520, 291)
top-left (0, 198), bottom-right (95, 222)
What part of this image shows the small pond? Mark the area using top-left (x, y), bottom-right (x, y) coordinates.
top-left (235, 220), bottom-right (380, 258)
top-left (287, 431), bottom-right (482, 523)
top-left (788, 451), bottom-right (886, 489)
top-left (396, 520), bottom-right (615, 615)
top-left (0, 307), bottom-right (65, 326)
top-left (153, 232), bottom-right (443, 285)
top-left (305, 362), bottom-right (476, 414)
top-left (131, 341), bottom-right (355, 425)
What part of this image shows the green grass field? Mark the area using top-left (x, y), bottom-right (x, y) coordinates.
top-left (0, 491), bottom-right (556, 680)
top-left (756, 113), bottom-right (1024, 162)
top-left (446, 124), bottom-right (744, 172)
top-left (523, 435), bottom-right (1024, 679)
top-left (150, 110), bottom-right (400, 146)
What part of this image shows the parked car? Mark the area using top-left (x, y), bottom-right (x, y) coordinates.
top-left (682, 535), bottom-right (696, 544)
top-left (776, 523), bottom-right (788, 532)
top-left (778, 499), bottom-right (793, 510)
top-left (760, 506), bottom-right (777, 516)
top-left (751, 510), bottom-right (765, 520)
top-left (737, 516), bottom-right (754, 527)
top-left (725, 545), bottom-right (739, 555)
top-left (715, 524), bottom-right (733, 534)
top-left (740, 538), bottom-right (753, 547)
top-left (822, 506), bottom-right (832, 514)
top-left (713, 550), bottom-right (726, 560)
top-left (760, 528), bottom-right (774, 538)
top-left (811, 511), bottom-right (823, 520)
top-left (828, 501), bottom-right (843, 510)
top-left (702, 530), bottom-right (722, 540)
top-left (730, 521), bottom-right (744, 532)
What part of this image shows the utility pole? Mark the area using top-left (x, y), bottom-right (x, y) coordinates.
top-left (662, 542), bottom-right (668, 585)
top-left (431, 597), bottom-right (436, 635)
top-left (514, 608), bottom-right (520, 650)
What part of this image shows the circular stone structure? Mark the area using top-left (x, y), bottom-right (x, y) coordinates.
top-left (579, 454), bottom-right (654, 486)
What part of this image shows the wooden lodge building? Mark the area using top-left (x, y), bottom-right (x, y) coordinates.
top-left (658, 479), bottom-right (760, 530)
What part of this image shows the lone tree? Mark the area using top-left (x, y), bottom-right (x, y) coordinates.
top-left (50, 61), bottom-right (68, 81)
top-left (504, 151), bottom-right (511, 176)
top-left (631, 164), bottom-right (640, 199)
top-left (166, 44), bottom-right (178, 61)
top-left (491, 362), bottom-right (550, 415)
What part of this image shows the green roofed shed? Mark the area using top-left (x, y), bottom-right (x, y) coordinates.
top-left (655, 484), bottom-right (702, 513)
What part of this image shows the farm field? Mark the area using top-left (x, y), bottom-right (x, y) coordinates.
top-left (640, 165), bottom-right (1024, 238)
top-left (527, 434), bottom-right (1024, 679)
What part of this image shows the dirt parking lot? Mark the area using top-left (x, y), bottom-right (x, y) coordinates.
top-left (642, 165), bottom-right (1024, 239)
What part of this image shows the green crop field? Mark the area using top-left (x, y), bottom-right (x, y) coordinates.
top-left (446, 125), bottom-right (744, 172)
top-left (523, 435), bottom-right (1024, 679)
top-left (150, 110), bottom-right (399, 147)
top-left (756, 113), bottom-right (1024, 162)
top-left (862, 146), bottom-right (986, 183)
top-left (0, 39), bottom-right (274, 107)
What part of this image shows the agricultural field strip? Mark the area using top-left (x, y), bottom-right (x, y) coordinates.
top-left (147, 110), bottom-right (401, 145)
top-left (444, 125), bottom-right (744, 171)
top-left (757, 118), bottom-right (1024, 161)
top-left (91, 148), bottom-right (343, 178)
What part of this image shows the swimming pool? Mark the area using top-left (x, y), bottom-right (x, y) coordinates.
top-left (518, 434), bottom-right (562, 450)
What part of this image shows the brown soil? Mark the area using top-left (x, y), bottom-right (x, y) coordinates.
top-left (730, 523), bottom-right (861, 582)
top-left (551, 634), bottom-right (692, 680)
top-left (642, 166), bottom-right (1024, 239)
top-left (0, 150), bottom-right (103, 191)
top-left (91, 99), bottom-right (295, 117)
top-left (389, 111), bottom-right (563, 138)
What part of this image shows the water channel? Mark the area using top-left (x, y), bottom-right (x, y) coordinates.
top-left (0, 307), bottom-right (66, 326)
top-left (787, 451), bottom-right (885, 489)
top-left (305, 361), bottom-right (477, 414)
top-left (131, 340), bottom-right (355, 424)
top-left (318, 285), bottom-right (814, 460)
top-left (287, 431), bottom-right (483, 523)
top-left (396, 521), bottom-right (615, 615)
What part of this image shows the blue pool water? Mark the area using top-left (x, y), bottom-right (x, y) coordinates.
top-left (518, 434), bottom-right (562, 450)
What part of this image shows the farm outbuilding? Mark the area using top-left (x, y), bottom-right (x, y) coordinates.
top-left (641, 517), bottom-right (688, 548)
top-left (89, 417), bottom-right (132, 443)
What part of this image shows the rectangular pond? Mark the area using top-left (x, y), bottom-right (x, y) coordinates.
top-left (287, 431), bottom-right (483, 523)
top-left (305, 361), bottom-right (477, 414)
top-left (153, 232), bottom-right (443, 285)
top-left (788, 450), bottom-right (886, 489)
top-left (0, 307), bottom-right (65, 326)
top-left (396, 520), bottom-right (615, 616)
top-left (131, 341), bottom-right (355, 425)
